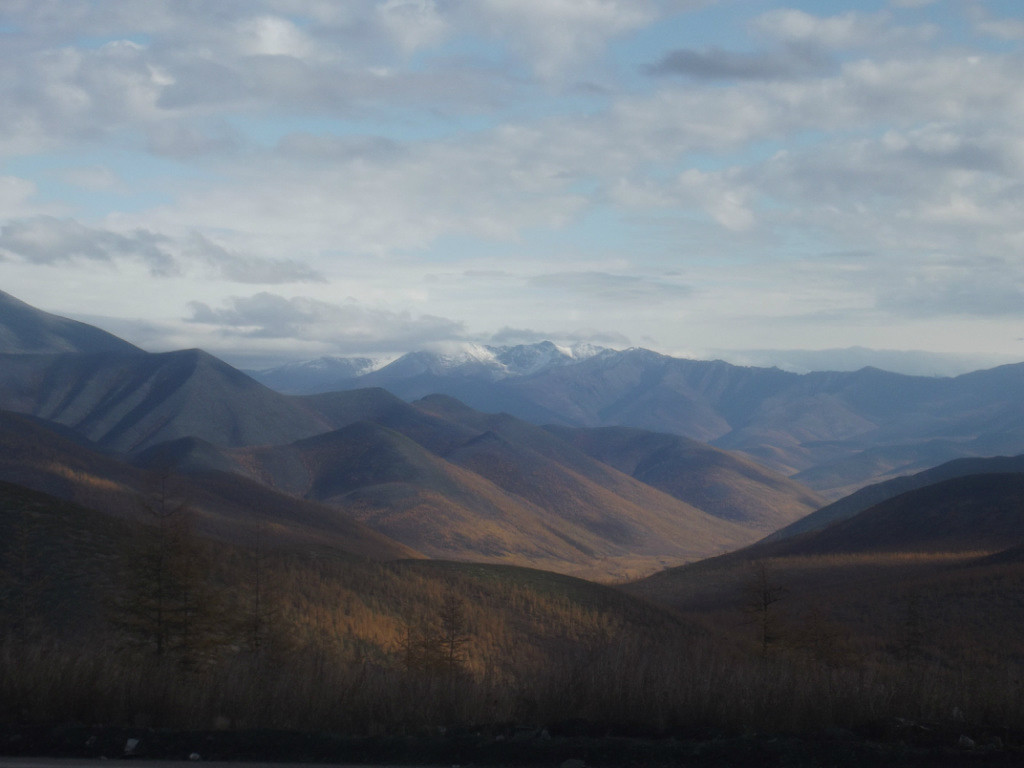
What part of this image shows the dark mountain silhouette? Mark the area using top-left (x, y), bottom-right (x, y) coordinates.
top-left (770, 453), bottom-right (1024, 541)
top-left (769, 472), bottom-right (1024, 556)
top-left (0, 288), bottom-right (822, 576)
top-left (0, 289), bottom-right (140, 354)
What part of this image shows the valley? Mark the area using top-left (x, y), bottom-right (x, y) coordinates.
top-left (3, 289), bottom-right (1024, 763)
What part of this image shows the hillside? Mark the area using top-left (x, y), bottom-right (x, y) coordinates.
top-left (209, 404), bottom-right (784, 578)
top-left (0, 477), bottom-right (710, 738)
top-left (0, 409), bottom-right (417, 561)
top-left (0, 289), bottom-right (824, 580)
top-left (0, 349), bottom-right (335, 452)
top-left (0, 289), bottom-right (140, 355)
top-left (627, 469), bottom-right (1024, 667)
top-left (545, 424), bottom-right (825, 532)
top-left (770, 453), bottom-right (1024, 541)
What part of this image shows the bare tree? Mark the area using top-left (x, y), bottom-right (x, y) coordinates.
top-left (438, 585), bottom-right (469, 675)
top-left (742, 559), bottom-right (788, 660)
top-left (115, 473), bottom-right (222, 665)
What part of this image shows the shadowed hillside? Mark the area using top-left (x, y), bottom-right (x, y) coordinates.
top-left (215, 415), bottom-right (763, 579)
top-left (0, 409), bottom-right (418, 561)
top-left (628, 470), bottom-right (1024, 668)
top-left (0, 289), bottom-right (140, 355)
top-left (772, 453), bottom-right (1024, 541)
top-left (0, 349), bottom-right (335, 452)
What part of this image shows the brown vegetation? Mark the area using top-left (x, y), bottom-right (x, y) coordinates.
top-left (4, 477), bottom-right (1024, 749)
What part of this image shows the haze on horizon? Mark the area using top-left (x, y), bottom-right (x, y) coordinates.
top-left (0, 0), bottom-right (1022, 373)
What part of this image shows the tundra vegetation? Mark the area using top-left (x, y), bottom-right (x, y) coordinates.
top-left (3, 480), bottom-right (1024, 743)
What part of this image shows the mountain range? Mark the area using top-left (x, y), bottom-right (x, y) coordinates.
top-left (5, 287), bottom-right (1024, 579)
top-left (0, 290), bottom-right (824, 578)
top-left (251, 343), bottom-right (1024, 498)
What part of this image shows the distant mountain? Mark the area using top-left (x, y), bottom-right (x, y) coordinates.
top-left (0, 289), bottom-right (140, 354)
top-left (0, 293), bottom-right (821, 575)
top-left (245, 355), bottom-right (379, 395)
top-left (263, 344), bottom-right (1024, 496)
top-left (545, 425), bottom-right (825, 532)
top-left (250, 341), bottom-right (606, 394)
top-left (718, 345), bottom-right (1016, 378)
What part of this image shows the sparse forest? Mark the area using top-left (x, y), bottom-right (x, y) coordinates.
top-left (4, 480), bottom-right (1024, 757)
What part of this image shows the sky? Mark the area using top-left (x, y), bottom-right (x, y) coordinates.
top-left (1, 0), bottom-right (1023, 372)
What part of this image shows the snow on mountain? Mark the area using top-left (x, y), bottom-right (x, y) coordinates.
top-left (248, 341), bottom-right (612, 394)
top-left (245, 355), bottom-right (384, 394)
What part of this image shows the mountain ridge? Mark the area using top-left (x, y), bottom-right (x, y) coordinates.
top-left (0, 289), bottom-right (141, 355)
top-left (252, 343), bottom-right (1024, 496)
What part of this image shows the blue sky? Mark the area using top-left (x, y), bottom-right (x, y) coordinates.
top-left (1, 0), bottom-right (1023, 373)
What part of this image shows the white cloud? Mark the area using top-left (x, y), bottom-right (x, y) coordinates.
top-left (0, 216), bottom-right (326, 284)
top-left (377, 0), bottom-right (449, 54)
top-left (528, 271), bottom-right (694, 302)
top-left (235, 15), bottom-right (317, 59)
top-left (470, 0), bottom-right (656, 79)
top-left (187, 292), bottom-right (465, 352)
top-left (3, 1), bottom-right (1024, 364)
top-left (0, 216), bottom-right (177, 275)
top-left (753, 9), bottom-right (896, 49)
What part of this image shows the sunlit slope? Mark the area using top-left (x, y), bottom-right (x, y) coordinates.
top-left (545, 424), bottom-right (825, 532)
top-left (224, 419), bottom-right (756, 577)
top-left (0, 409), bottom-right (418, 560)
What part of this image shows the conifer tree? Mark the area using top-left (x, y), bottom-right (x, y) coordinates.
top-left (115, 475), bottom-right (223, 665)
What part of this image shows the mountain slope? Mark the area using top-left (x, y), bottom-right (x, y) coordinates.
top-left (0, 409), bottom-right (417, 561)
top-left (216, 416), bottom-right (760, 578)
top-left (0, 289), bottom-right (141, 355)
top-left (0, 349), bottom-right (335, 452)
top-left (545, 425), bottom-right (825, 531)
top-left (768, 472), bottom-right (1024, 556)
top-left (624, 469), bottom-right (1024, 670)
top-left (770, 453), bottom-right (1024, 541)
top-left (294, 344), bottom-right (1024, 496)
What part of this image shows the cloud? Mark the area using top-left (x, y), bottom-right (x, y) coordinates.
top-left (486, 325), bottom-right (630, 348)
top-left (377, 0), bottom-right (449, 54)
top-left (186, 233), bottom-right (326, 284)
top-left (752, 9), bottom-right (904, 49)
top-left (891, 0), bottom-right (937, 8)
top-left (876, 260), bottom-right (1024, 318)
top-left (0, 216), bottom-right (325, 283)
top-left (528, 271), bottom-right (693, 302)
top-left (187, 292), bottom-right (466, 352)
top-left (0, 216), bottom-right (177, 275)
top-left (647, 45), bottom-right (831, 80)
top-left (468, 0), bottom-right (657, 79)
